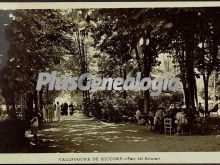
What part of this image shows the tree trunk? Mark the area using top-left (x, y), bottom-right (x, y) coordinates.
top-left (142, 36), bottom-right (152, 114)
top-left (123, 66), bottom-right (127, 99)
top-left (194, 77), bottom-right (198, 107)
top-left (143, 70), bottom-right (151, 114)
top-left (203, 74), bottom-right (209, 116)
top-left (184, 34), bottom-right (196, 108)
top-left (144, 90), bottom-right (150, 114)
top-left (46, 86), bottom-right (49, 104)
top-left (33, 90), bottom-right (38, 113)
top-left (135, 46), bottom-right (141, 71)
top-left (39, 89), bottom-right (43, 111)
top-left (182, 79), bottom-right (190, 108)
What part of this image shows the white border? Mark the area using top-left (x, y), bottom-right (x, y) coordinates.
top-left (0, 2), bottom-right (219, 9)
top-left (0, 1), bottom-right (220, 164)
top-left (0, 152), bottom-right (220, 164)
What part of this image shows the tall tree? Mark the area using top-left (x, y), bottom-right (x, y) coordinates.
top-left (1, 9), bottom-right (77, 119)
top-left (195, 9), bottom-right (220, 114)
top-left (94, 9), bottom-right (171, 113)
top-left (161, 9), bottom-right (201, 109)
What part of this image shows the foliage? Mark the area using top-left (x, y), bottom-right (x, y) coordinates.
top-left (0, 9), bottom-right (80, 118)
top-left (0, 8), bottom-right (220, 120)
top-left (86, 91), bottom-right (183, 123)
top-left (0, 119), bottom-right (26, 153)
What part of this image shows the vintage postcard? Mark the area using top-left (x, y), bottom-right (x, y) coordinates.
top-left (0, 1), bottom-right (220, 164)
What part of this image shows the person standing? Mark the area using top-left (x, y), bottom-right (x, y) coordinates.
top-left (56, 102), bottom-right (61, 121)
top-left (48, 102), bottom-right (54, 122)
top-left (61, 103), bottom-right (64, 116)
top-left (154, 108), bottom-right (164, 133)
top-left (30, 113), bottom-right (39, 145)
top-left (175, 109), bottom-right (188, 135)
top-left (135, 109), bottom-right (141, 121)
top-left (44, 103), bottom-right (49, 122)
top-left (63, 103), bottom-right (68, 116)
top-left (42, 103), bottom-right (47, 122)
top-left (69, 102), bottom-right (74, 116)
top-left (53, 103), bottom-right (57, 119)
top-left (197, 102), bottom-right (205, 116)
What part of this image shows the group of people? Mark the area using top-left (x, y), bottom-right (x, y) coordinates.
top-left (135, 102), bottom-right (219, 135)
top-left (153, 105), bottom-right (200, 135)
top-left (42, 102), bottom-right (59, 122)
top-left (42, 102), bottom-right (76, 122)
top-left (29, 101), bottom-right (77, 145)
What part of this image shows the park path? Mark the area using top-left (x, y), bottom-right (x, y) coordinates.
top-left (25, 111), bottom-right (220, 152)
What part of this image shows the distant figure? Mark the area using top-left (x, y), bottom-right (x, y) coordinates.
top-left (48, 102), bottom-right (54, 122)
top-left (148, 111), bottom-right (155, 126)
top-left (175, 109), bottom-right (188, 135)
top-left (62, 103), bottom-right (68, 116)
top-left (60, 103), bottom-right (64, 115)
top-left (154, 108), bottom-right (164, 132)
top-left (135, 109), bottom-right (141, 121)
top-left (197, 102), bottom-right (205, 116)
top-left (30, 113), bottom-right (39, 145)
top-left (42, 103), bottom-right (47, 122)
top-left (154, 109), bottom-right (164, 124)
top-left (53, 103), bottom-right (57, 118)
top-left (56, 102), bottom-right (61, 121)
top-left (44, 103), bottom-right (49, 122)
top-left (209, 104), bottom-right (219, 113)
top-left (69, 103), bottom-right (74, 116)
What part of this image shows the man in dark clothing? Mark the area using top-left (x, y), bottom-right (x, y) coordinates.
top-left (63, 103), bottom-right (68, 116)
top-left (69, 103), bottom-right (74, 116)
top-left (197, 103), bottom-right (205, 116)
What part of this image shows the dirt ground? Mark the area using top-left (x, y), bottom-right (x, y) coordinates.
top-left (25, 112), bottom-right (220, 153)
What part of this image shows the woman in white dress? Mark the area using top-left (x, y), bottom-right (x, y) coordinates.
top-left (42, 104), bottom-right (47, 122)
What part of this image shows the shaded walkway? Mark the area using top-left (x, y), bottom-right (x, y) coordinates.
top-left (25, 112), bottom-right (220, 152)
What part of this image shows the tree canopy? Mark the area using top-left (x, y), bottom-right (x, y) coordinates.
top-left (0, 8), bottom-right (219, 119)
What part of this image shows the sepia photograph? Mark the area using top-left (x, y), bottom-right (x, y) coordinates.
top-left (0, 2), bottom-right (220, 163)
